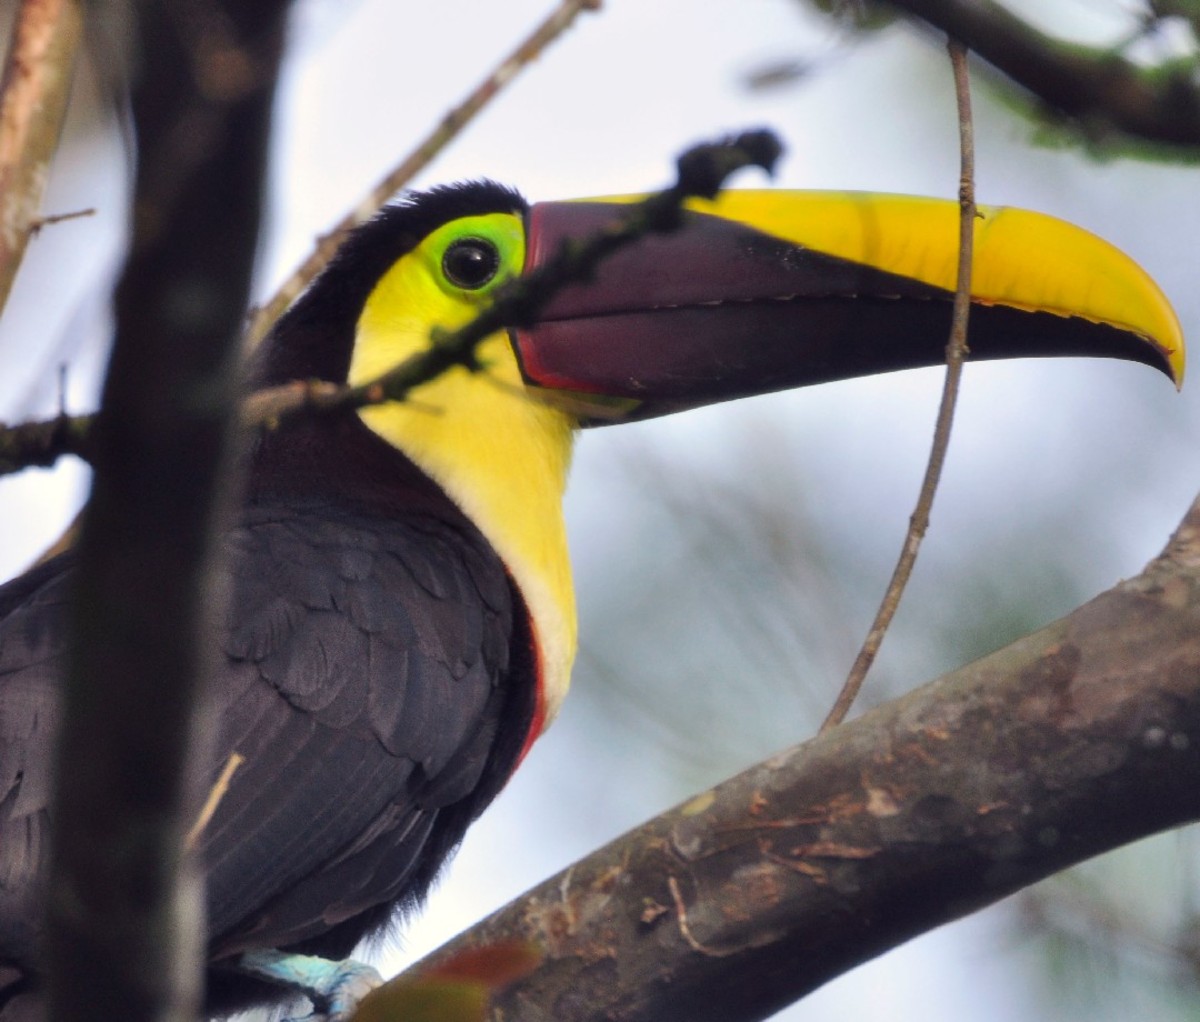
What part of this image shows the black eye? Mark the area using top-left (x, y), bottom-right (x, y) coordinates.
top-left (442, 237), bottom-right (501, 290)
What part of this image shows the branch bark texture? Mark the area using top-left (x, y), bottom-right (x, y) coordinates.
top-left (414, 496), bottom-right (1200, 1021)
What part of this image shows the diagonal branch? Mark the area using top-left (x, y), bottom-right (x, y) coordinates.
top-left (0, 130), bottom-right (784, 481)
top-left (885, 0), bottom-right (1200, 148)
top-left (244, 0), bottom-right (602, 350)
top-left (243, 130), bottom-right (781, 421)
top-left (406, 493), bottom-right (1200, 1022)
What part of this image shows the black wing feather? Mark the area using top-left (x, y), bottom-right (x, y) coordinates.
top-left (0, 503), bottom-right (531, 1016)
top-left (0, 556), bottom-right (74, 973)
top-left (205, 504), bottom-right (521, 955)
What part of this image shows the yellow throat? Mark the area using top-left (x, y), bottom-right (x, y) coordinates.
top-left (347, 212), bottom-right (577, 731)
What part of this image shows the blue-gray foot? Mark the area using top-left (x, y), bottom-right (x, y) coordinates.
top-left (238, 949), bottom-right (383, 1021)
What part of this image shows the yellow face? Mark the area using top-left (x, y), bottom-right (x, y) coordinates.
top-left (347, 211), bottom-right (578, 731)
top-left (350, 212), bottom-right (528, 372)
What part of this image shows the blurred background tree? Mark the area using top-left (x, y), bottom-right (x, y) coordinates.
top-left (1, 1), bottom-right (1198, 1018)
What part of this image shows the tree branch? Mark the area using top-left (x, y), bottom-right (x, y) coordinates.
top-left (0, 408), bottom-right (91, 474)
top-left (0, 0), bottom-right (85, 323)
top-left (0, 130), bottom-right (783, 481)
top-left (44, 3), bottom-right (291, 1020)
top-left (407, 495), bottom-right (1200, 1021)
top-left (884, 0), bottom-right (1200, 148)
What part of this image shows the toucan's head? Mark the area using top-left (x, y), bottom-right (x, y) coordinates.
top-left (255, 180), bottom-right (1184, 733)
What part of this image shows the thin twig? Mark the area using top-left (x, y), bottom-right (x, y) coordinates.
top-left (821, 39), bottom-right (975, 732)
top-left (243, 0), bottom-right (602, 350)
top-left (667, 875), bottom-right (741, 959)
top-left (186, 753), bottom-right (244, 850)
top-left (0, 0), bottom-right (85, 322)
top-left (0, 131), bottom-right (783, 480)
top-left (245, 130), bottom-right (780, 423)
top-left (29, 206), bottom-right (95, 237)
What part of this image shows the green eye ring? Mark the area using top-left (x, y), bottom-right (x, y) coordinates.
top-left (417, 212), bottom-right (525, 301)
top-left (442, 236), bottom-right (501, 290)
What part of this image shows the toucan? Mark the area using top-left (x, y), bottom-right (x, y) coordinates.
top-left (0, 181), bottom-right (1183, 1019)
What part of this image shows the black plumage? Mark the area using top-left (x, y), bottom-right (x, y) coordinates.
top-left (0, 182), bottom-right (539, 1017)
top-left (0, 173), bottom-right (1185, 1022)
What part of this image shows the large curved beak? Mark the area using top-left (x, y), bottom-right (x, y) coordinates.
top-left (513, 192), bottom-right (1184, 426)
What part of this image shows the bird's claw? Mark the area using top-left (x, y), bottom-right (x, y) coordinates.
top-left (239, 949), bottom-right (382, 1021)
top-left (291, 959), bottom-right (382, 1022)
